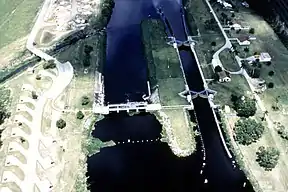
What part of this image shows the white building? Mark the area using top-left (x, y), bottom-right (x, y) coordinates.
top-left (259, 52), bottom-right (271, 62)
top-left (246, 52), bottom-right (272, 63)
top-left (223, 2), bottom-right (232, 9)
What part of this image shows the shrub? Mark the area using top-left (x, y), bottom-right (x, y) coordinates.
top-left (43, 60), bottom-right (56, 69)
top-left (266, 61), bottom-right (272, 66)
top-left (232, 95), bottom-right (257, 117)
top-left (214, 65), bottom-right (223, 73)
top-left (267, 82), bottom-right (274, 88)
top-left (277, 125), bottom-right (288, 140)
top-left (76, 111), bottom-right (85, 120)
top-left (36, 74), bottom-right (41, 80)
top-left (244, 47), bottom-right (249, 52)
top-left (31, 91), bottom-right (38, 100)
top-left (235, 118), bottom-right (265, 145)
top-left (256, 146), bottom-right (280, 171)
top-left (268, 71), bottom-right (275, 76)
top-left (56, 119), bottom-right (66, 129)
top-left (211, 41), bottom-right (216, 46)
top-left (81, 96), bottom-right (90, 105)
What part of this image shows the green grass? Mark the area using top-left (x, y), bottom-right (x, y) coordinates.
top-left (209, 74), bottom-right (250, 106)
top-left (55, 34), bottom-right (105, 110)
top-left (219, 49), bottom-right (241, 72)
top-left (142, 19), bottom-right (187, 106)
top-left (0, 0), bottom-right (43, 48)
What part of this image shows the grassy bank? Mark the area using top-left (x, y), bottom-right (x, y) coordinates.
top-left (141, 19), bottom-right (187, 106)
top-left (141, 19), bottom-right (195, 156)
top-left (0, 0), bottom-right (43, 49)
top-left (216, 110), bottom-right (262, 192)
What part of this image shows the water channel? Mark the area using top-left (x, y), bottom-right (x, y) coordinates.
top-left (87, 0), bottom-right (255, 191)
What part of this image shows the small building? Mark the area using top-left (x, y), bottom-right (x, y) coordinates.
top-left (237, 36), bottom-right (250, 46)
top-left (223, 2), bottom-right (232, 9)
top-left (242, 1), bottom-right (249, 8)
top-left (231, 23), bottom-right (242, 30)
top-left (249, 36), bottom-right (257, 40)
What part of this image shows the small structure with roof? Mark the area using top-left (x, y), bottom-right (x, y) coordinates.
top-left (246, 52), bottom-right (272, 63)
top-left (212, 59), bottom-right (231, 82)
top-left (237, 36), bottom-right (250, 46)
top-left (259, 52), bottom-right (271, 62)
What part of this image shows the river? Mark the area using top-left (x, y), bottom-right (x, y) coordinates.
top-left (87, 0), bottom-right (255, 191)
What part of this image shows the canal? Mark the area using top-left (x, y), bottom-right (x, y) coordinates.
top-left (87, 0), bottom-right (255, 191)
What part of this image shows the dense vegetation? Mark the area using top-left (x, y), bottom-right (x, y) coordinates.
top-left (0, 90), bottom-right (11, 125)
top-left (89, 0), bottom-right (115, 30)
top-left (256, 146), bottom-right (280, 171)
top-left (234, 118), bottom-right (264, 145)
top-left (83, 45), bottom-right (93, 67)
top-left (231, 94), bottom-right (256, 117)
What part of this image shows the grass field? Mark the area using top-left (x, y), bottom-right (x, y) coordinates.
top-left (0, 0), bottom-right (43, 49)
top-left (209, 74), bottom-right (250, 106)
top-left (142, 19), bottom-right (187, 106)
top-left (184, 0), bottom-right (225, 66)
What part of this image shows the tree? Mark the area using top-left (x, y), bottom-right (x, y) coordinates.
top-left (211, 41), bottom-right (216, 47)
top-left (31, 91), bottom-right (38, 100)
top-left (214, 65), bottom-right (222, 73)
top-left (43, 60), bottom-right (56, 69)
top-left (56, 119), bottom-right (66, 129)
top-left (251, 68), bottom-right (261, 78)
top-left (267, 82), bottom-right (274, 88)
top-left (235, 118), bottom-right (265, 145)
top-left (232, 95), bottom-right (257, 117)
top-left (244, 47), bottom-right (249, 52)
top-left (84, 45), bottom-right (93, 54)
top-left (76, 111), bottom-right (85, 120)
top-left (249, 28), bottom-right (255, 34)
top-left (83, 55), bottom-right (91, 67)
top-left (81, 96), bottom-right (90, 105)
top-left (268, 71), bottom-right (275, 76)
top-left (231, 13), bottom-right (235, 18)
top-left (256, 146), bottom-right (280, 171)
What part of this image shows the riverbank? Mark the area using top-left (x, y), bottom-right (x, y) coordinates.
top-left (184, 0), bottom-right (288, 190)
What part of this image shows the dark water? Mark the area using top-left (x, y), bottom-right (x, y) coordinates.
top-left (87, 0), bottom-right (255, 191)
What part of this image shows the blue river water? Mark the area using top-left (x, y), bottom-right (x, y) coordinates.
top-left (87, 0), bottom-right (255, 191)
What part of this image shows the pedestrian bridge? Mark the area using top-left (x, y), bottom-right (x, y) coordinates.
top-left (93, 102), bottom-right (161, 114)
